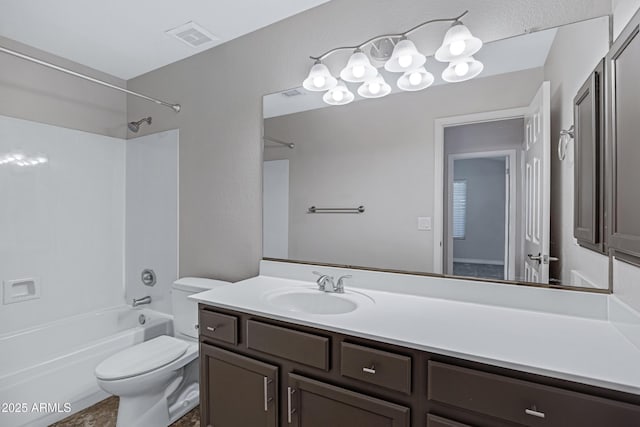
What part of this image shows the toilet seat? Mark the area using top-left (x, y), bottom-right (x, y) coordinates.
top-left (96, 336), bottom-right (189, 381)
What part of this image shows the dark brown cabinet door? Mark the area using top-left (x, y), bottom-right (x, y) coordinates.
top-left (607, 8), bottom-right (640, 262)
top-left (286, 373), bottom-right (409, 427)
top-left (574, 59), bottom-right (605, 252)
top-left (200, 344), bottom-right (278, 427)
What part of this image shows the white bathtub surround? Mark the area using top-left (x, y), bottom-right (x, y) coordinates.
top-left (125, 129), bottom-right (179, 314)
top-left (191, 260), bottom-right (640, 396)
top-left (96, 278), bottom-right (229, 427)
top-left (0, 115), bottom-right (125, 335)
top-left (0, 306), bottom-right (172, 427)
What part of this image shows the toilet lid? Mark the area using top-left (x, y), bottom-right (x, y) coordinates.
top-left (95, 336), bottom-right (189, 380)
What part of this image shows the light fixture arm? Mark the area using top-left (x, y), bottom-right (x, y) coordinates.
top-left (309, 10), bottom-right (469, 61)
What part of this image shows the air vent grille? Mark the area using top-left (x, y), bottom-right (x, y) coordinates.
top-left (282, 89), bottom-right (303, 97)
top-left (166, 22), bottom-right (219, 48)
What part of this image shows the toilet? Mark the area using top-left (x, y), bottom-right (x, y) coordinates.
top-left (95, 277), bottom-right (229, 427)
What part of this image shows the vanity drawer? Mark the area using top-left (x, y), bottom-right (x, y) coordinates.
top-left (246, 320), bottom-right (329, 370)
top-left (427, 361), bottom-right (640, 426)
top-left (340, 342), bottom-right (411, 394)
top-left (426, 414), bottom-right (472, 427)
top-left (199, 310), bottom-right (238, 345)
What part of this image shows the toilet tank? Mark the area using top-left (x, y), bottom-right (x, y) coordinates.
top-left (172, 277), bottom-right (230, 339)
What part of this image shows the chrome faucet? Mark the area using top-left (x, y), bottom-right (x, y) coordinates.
top-left (313, 272), bottom-right (351, 293)
top-left (132, 296), bottom-right (152, 307)
top-left (334, 275), bottom-right (352, 293)
top-left (312, 271), bottom-right (334, 292)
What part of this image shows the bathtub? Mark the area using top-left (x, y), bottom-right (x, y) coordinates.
top-left (0, 306), bottom-right (172, 427)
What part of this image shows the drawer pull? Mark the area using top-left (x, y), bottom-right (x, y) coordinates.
top-left (525, 408), bottom-right (546, 419)
top-left (287, 387), bottom-right (296, 423)
top-left (362, 366), bottom-right (376, 374)
top-left (206, 326), bottom-right (217, 332)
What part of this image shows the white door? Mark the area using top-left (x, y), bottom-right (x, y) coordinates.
top-left (263, 160), bottom-right (289, 259)
top-left (523, 82), bottom-right (551, 283)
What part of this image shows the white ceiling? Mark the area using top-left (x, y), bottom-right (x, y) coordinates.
top-left (0, 0), bottom-right (330, 80)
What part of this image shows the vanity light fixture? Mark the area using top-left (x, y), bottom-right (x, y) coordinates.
top-left (434, 21), bottom-right (483, 62)
top-left (340, 51), bottom-right (378, 82)
top-left (303, 10), bottom-right (483, 106)
top-left (397, 67), bottom-right (434, 91)
top-left (441, 56), bottom-right (484, 82)
top-left (302, 61), bottom-right (337, 91)
top-left (323, 80), bottom-right (355, 106)
top-left (358, 75), bottom-right (392, 98)
top-left (384, 39), bottom-right (426, 73)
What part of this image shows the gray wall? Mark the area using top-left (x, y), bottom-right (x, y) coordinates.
top-left (125, 0), bottom-right (612, 282)
top-left (0, 36), bottom-right (127, 138)
top-left (264, 70), bottom-right (541, 273)
top-left (452, 158), bottom-right (506, 263)
top-left (543, 16), bottom-right (610, 287)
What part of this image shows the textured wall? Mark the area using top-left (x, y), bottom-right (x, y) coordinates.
top-left (543, 17), bottom-right (610, 288)
top-left (265, 71), bottom-right (539, 273)
top-left (126, 0), bottom-right (612, 281)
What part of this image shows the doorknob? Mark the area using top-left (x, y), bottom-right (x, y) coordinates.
top-left (528, 253), bottom-right (559, 264)
top-left (527, 253), bottom-right (543, 264)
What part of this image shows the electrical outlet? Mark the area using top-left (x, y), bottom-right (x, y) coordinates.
top-left (418, 217), bottom-right (431, 231)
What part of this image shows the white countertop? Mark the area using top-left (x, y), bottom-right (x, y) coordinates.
top-left (192, 274), bottom-right (640, 395)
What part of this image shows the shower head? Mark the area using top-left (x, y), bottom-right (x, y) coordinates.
top-left (128, 117), bottom-right (152, 133)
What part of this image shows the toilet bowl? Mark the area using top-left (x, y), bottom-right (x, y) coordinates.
top-left (95, 277), bottom-right (229, 427)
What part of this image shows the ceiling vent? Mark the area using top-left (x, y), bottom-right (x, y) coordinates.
top-left (166, 21), bottom-right (219, 48)
top-left (282, 89), bottom-right (304, 97)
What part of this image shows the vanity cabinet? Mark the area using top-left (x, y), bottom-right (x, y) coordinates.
top-left (200, 344), bottom-right (278, 427)
top-left (286, 373), bottom-right (410, 427)
top-left (199, 304), bottom-right (640, 427)
top-left (606, 7), bottom-right (640, 263)
top-left (573, 59), bottom-right (605, 253)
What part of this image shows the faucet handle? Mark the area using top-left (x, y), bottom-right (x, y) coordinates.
top-left (335, 275), bottom-right (352, 293)
top-left (312, 271), bottom-right (333, 291)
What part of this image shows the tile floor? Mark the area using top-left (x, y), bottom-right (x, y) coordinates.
top-left (50, 396), bottom-right (199, 427)
top-left (453, 262), bottom-right (505, 280)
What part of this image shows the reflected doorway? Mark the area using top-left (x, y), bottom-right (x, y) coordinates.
top-left (446, 152), bottom-right (515, 280)
top-left (442, 118), bottom-right (524, 281)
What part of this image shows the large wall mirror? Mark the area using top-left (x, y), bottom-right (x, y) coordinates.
top-left (262, 15), bottom-right (612, 291)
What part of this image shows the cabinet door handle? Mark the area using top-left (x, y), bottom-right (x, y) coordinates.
top-left (525, 408), bottom-right (545, 418)
top-left (263, 377), bottom-right (269, 412)
top-left (287, 387), bottom-right (296, 424)
top-left (362, 366), bottom-right (376, 374)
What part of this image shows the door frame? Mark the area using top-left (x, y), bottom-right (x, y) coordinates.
top-left (446, 149), bottom-right (517, 280)
top-left (433, 107), bottom-right (528, 274)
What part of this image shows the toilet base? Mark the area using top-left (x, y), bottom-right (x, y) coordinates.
top-left (116, 390), bottom-right (170, 427)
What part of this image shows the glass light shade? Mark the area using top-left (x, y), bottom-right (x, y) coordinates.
top-left (357, 75), bottom-right (391, 98)
top-left (302, 62), bottom-right (337, 91)
top-left (435, 22), bottom-right (483, 62)
top-left (384, 39), bottom-right (426, 73)
top-left (340, 51), bottom-right (377, 83)
top-left (397, 67), bottom-right (434, 91)
top-left (441, 57), bottom-right (484, 82)
top-left (323, 80), bottom-right (355, 105)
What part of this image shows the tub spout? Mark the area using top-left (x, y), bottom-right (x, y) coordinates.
top-left (132, 296), bottom-right (152, 307)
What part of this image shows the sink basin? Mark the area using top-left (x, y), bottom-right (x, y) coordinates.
top-left (263, 287), bottom-right (374, 315)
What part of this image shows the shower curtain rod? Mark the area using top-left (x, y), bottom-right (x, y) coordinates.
top-left (0, 45), bottom-right (181, 113)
